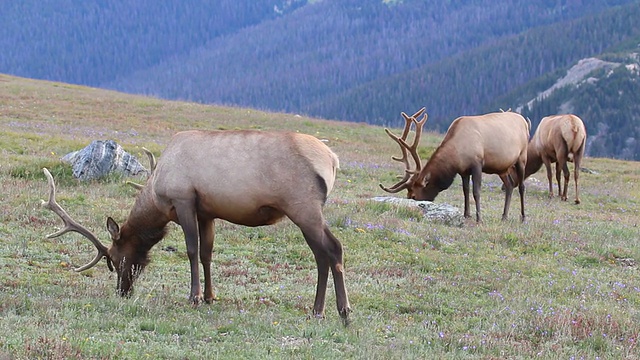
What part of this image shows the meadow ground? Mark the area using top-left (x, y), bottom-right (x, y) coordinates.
top-left (1, 74), bottom-right (640, 359)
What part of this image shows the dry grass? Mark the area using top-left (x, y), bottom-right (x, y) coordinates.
top-left (1, 74), bottom-right (640, 359)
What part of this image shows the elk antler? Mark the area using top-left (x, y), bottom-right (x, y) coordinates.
top-left (142, 147), bottom-right (157, 174)
top-left (379, 108), bottom-right (428, 193)
top-left (41, 168), bottom-right (113, 272)
top-left (126, 147), bottom-right (156, 190)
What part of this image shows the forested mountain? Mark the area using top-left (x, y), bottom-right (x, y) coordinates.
top-left (506, 49), bottom-right (640, 160)
top-left (1, 0), bottom-right (640, 159)
top-left (0, 0), bottom-right (305, 85)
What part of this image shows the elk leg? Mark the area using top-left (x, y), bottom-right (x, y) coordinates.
top-left (543, 159), bottom-right (554, 198)
top-left (324, 227), bottom-right (350, 322)
top-left (573, 152), bottom-right (583, 204)
top-left (471, 167), bottom-right (483, 223)
top-left (560, 161), bottom-right (570, 201)
top-left (198, 218), bottom-right (216, 303)
top-left (555, 162), bottom-right (565, 200)
top-left (514, 161), bottom-right (526, 222)
top-left (291, 209), bottom-right (350, 322)
top-left (555, 145), bottom-right (569, 200)
top-left (499, 173), bottom-right (515, 221)
top-left (175, 201), bottom-right (203, 304)
top-left (461, 174), bottom-right (471, 219)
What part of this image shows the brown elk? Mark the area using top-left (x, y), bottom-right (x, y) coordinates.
top-left (42, 130), bottom-right (351, 321)
top-left (379, 108), bottom-right (530, 222)
top-left (519, 114), bottom-right (587, 204)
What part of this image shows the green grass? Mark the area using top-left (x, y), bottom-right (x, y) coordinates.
top-left (2, 74), bottom-right (640, 359)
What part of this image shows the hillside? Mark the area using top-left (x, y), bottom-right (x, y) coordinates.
top-left (2, 75), bottom-right (640, 359)
top-left (493, 40), bottom-right (640, 160)
top-left (1, 0), bottom-right (640, 159)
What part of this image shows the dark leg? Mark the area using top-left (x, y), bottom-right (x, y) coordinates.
top-left (324, 227), bottom-right (350, 320)
top-left (175, 201), bottom-right (203, 304)
top-left (573, 151), bottom-right (583, 204)
top-left (560, 160), bottom-right (570, 201)
top-left (555, 162), bottom-right (564, 200)
top-left (290, 207), bottom-right (350, 323)
top-left (514, 161), bottom-right (526, 222)
top-left (499, 173), bottom-right (514, 221)
top-left (198, 219), bottom-right (216, 303)
top-left (555, 144), bottom-right (569, 200)
top-left (471, 167), bottom-right (483, 222)
top-left (543, 159), bottom-right (554, 198)
top-left (461, 174), bottom-right (471, 219)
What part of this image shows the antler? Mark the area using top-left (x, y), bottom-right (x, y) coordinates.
top-left (143, 147), bottom-right (157, 173)
top-left (41, 168), bottom-right (113, 272)
top-left (379, 107), bottom-right (428, 193)
top-left (126, 147), bottom-right (156, 190)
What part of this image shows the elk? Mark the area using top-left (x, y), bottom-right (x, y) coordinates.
top-left (380, 108), bottom-right (530, 222)
top-left (42, 130), bottom-right (351, 321)
top-left (518, 114), bottom-right (587, 204)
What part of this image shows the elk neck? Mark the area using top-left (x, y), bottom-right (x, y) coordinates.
top-left (121, 187), bottom-right (170, 252)
top-left (423, 147), bottom-right (457, 191)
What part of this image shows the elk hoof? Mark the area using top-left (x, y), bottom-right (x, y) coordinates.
top-left (339, 306), bottom-right (352, 326)
top-left (575, 199), bottom-right (581, 205)
top-left (312, 310), bottom-right (325, 319)
top-left (205, 294), bottom-right (219, 304)
top-left (189, 294), bottom-right (204, 306)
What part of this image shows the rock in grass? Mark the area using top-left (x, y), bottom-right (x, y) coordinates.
top-left (371, 196), bottom-right (464, 227)
top-left (61, 140), bottom-right (148, 180)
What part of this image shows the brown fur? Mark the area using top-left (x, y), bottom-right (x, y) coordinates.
top-left (45, 130), bottom-right (351, 321)
top-left (382, 110), bottom-right (530, 222)
top-left (523, 114), bottom-right (587, 204)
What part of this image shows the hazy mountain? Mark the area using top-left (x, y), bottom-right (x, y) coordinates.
top-left (1, 0), bottom-right (639, 159)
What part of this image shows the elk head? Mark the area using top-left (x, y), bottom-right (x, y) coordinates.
top-left (379, 107), bottom-right (438, 200)
top-left (41, 168), bottom-right (157, 297)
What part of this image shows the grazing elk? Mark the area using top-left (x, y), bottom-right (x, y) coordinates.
top-left (518, 114), bottom-right (587, 204)
top-left (380, 108), bottom-right (530, 222)
top-left (42, 130), bottom-right (351, 321)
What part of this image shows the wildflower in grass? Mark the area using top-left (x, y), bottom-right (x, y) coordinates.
top-left (488, 290), bottom-right (504, 301)
top-left (365, 223), bottom-right (384, 230)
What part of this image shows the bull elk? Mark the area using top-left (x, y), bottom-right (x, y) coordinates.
top-left (519, 114), bottom-right (587, 204)
top-left (380, 108), bottom-right (530, 222)
top-left (42, 130), bottom-right (351, 321)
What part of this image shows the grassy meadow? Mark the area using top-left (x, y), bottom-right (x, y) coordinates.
top-left (1, 73), bottom-right (640, 359)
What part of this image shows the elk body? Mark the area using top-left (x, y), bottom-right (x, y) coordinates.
top-left (522, 114), bottom-right (587, 204)
top-left (380, 108), bottom-right (530, 222)
top-left (42, 130), bottom-right (351, 321)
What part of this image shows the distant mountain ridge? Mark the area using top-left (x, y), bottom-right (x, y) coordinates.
top-left (514, 51), bottom-right (640, 160)
top-left (1, 0), bottom-right (639, 159)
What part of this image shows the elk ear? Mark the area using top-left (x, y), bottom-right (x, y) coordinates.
top-left (106, 217), bottom-right (121, 242)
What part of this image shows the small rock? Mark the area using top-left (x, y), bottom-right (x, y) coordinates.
top-left (371, 196), bottom-right (464, 227)
top-left (61, 140), bottom-right (148, 180)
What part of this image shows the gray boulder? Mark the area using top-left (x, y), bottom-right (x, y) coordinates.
top-left (61, 140), bottom-right (148, 180)
top-left (371, 196), bottom-right (465, 227)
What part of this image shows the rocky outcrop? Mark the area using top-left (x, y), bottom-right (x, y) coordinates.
top-left (61, 140), bottom-right (148, 180)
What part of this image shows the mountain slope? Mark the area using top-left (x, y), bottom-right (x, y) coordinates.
top-left (105, 0), bottom-right (639, 127)
top-left (1, 0), bottom-right (640, 159)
